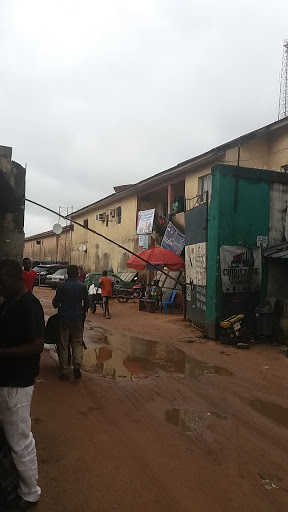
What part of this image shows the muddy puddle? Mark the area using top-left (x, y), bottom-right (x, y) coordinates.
top-left (165, 408), bottom-right (227, 434)
top-left (82, 332), bottom-right (233, 381)
top-left (249, 400), bottom-right (288, 429)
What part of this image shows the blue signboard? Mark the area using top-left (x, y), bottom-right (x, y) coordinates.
top-left (162, 222), bottom-right (185, 256)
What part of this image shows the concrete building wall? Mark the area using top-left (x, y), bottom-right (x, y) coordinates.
top-left (267, 128), bottom-right (288, 170)
top-left (225, 134), bottom-right (271, 168)
top-left (269, 183), bottom-right (288, 246)
top-left (185, 127), bottom-right (288, 209)
top-left (0, 145), bottom-right (25, 262)
top-left (71, 194), bottom-right (138, 272)
top-left (24, 229), bottom-right (71, 263)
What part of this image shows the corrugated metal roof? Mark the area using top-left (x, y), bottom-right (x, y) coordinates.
top-left (115, 271), bottom-right (137, 282)
top-left (263, 243), bottom-right (288, 259)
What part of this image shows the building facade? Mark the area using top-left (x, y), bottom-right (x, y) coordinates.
top-left (70, 194), bottom-right (138, 272)
top-left (24, 225), bottom-right (72, 263)
top-left (0, 145), bottom-right (25, 262)
top-left (70, 117), bottom-right (288, 273)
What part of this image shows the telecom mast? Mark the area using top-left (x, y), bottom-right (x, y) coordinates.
top-left (278, 39), bottom-right (288, 120)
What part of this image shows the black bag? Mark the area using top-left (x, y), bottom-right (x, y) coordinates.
top-left (0, 428), bottom-right (19, 505)
top-left (45, 313), bottom-right (60, 345)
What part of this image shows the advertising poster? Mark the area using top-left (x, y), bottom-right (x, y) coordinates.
top-left (185, 242), bottom-right (207, 287)
top-left (185, 242), bottom-right (207, 313)
top-left (162, 222), bottom-right (185, 256)
top-left (138, 234), bottom-right (149, 251)
top-left (136, 209), bottom-right (155, 234)
top-left (220, 246), bottom-right (262, 293)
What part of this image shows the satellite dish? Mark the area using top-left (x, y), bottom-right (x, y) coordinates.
top-left (78, 244), bottom-right (87, 252)
top-left (53, 223), bottom-right (63, 235)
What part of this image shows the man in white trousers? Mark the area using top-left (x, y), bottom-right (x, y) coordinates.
top-left (0, 259), bottom-right (45, 511)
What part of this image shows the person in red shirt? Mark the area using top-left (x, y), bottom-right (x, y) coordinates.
top-left (99, 270), bottom-right (113, 319)
top-left (22, 258), bottom-right (37, 293)
top-left (77, 265), bottom-right (86, 283)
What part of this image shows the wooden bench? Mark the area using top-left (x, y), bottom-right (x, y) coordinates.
top-left (139, 299), bottom-right (157, 313)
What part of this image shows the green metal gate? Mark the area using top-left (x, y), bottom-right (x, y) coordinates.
top-left (185, 201), bottom-right (208, 327)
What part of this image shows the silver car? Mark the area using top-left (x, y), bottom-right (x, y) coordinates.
top-left (46, 268), bottom-right (68, 289)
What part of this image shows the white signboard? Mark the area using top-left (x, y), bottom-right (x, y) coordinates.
top-left (136, 209), bottom-right (155, 235)
top-left (220, 246), bottom-right (262, 294)
top-left (138, 234), bottom-right (149, 251)
top-left (185, 242), bottom-right (207, 286)
top-left (256, 236), bottom-right (268, 248)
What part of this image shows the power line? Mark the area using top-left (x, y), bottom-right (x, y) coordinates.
top-left (220, 144), bottom-right (288, 165)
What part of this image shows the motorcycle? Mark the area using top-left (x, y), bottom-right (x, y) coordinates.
top-left (116, 283), bottom-right (143, 303)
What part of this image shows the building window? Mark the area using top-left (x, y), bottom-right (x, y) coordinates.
top-left (106, 214), bottom-right (109, 227)
top-left (116, 206), bottom-right (122, 224)
top-left (198, 174), bottom-right (212, 202)
top-left (36, 240), bottom-right (41, 245)
top-left (83, 219), bottom-right (88, 228)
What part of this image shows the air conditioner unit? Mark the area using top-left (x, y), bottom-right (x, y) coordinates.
top-left (98, 213), bottom-right (105, 221)
top-left (110, 209), bottom-right (116, 218)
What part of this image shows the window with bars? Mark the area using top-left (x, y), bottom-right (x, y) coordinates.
top-left (198, 174), bottom-right (212, 202)
top-left (116, 206), bottom-right (122, 224)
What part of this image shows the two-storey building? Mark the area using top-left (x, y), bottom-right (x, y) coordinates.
top-left (70, 117), bottom-right (288, 272)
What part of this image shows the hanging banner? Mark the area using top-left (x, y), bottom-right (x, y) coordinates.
top-left (220, 246), bottom-right (262, 294)
top-left (136, 209), bottom-right (155, 235)
top-left (138, 234), bottom-right (149, 251)
top-left (162, 221), bottom-right (185, 256)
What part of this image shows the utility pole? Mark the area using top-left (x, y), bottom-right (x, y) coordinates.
top-left (58, 206), bottom-right (73, 263)
top-left (278, 39), bottom-right (288, 120)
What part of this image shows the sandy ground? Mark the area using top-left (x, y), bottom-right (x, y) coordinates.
top-left (31, 287), bottom-right (288, 512)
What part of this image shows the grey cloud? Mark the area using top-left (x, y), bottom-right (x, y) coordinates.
top-left (0, 0), bottom-right (287, 235)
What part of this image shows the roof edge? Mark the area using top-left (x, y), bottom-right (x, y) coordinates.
top-left (71, 117), bottom-right (288, 217)
top-left (25, 224), bottom-right (71, 241)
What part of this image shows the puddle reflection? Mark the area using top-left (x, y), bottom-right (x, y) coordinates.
top-left (249, 400), bottom-right (288, 429)
top-left (82, 332), bottom-right (233, 381)
top-left (165, 408), bottom-right (227, 434)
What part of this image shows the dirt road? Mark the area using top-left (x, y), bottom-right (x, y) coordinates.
top-left (33, 288), bottom-right (288, 511)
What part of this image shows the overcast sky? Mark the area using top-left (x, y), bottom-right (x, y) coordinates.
top-left (0, 0), bottom-right (287, 236)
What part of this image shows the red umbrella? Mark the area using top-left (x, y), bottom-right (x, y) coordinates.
top-left (126, 247), bottom-right (184, 271)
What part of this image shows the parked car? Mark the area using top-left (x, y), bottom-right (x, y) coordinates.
top-left (32, 264), bottom-right (66, 285)
top-left (46, 268), bottom-right (68, 289)
top-left (85, 273), bottom-right (137, 295)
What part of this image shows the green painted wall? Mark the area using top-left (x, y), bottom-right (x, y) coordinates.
top-left (206, 165), bottom-right (270, 337)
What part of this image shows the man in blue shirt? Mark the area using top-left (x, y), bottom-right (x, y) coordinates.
top-left (52, 265), bottom-right (89, 381)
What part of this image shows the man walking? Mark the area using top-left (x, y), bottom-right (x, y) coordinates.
top-left (22, 258), bottom-right (37, 293)
top-left (99, 270), bottom-right (113, 319)
top-left (52, 265), bottom-right (89, 381)
top-left (0, 259), bottom-right (45, 511)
